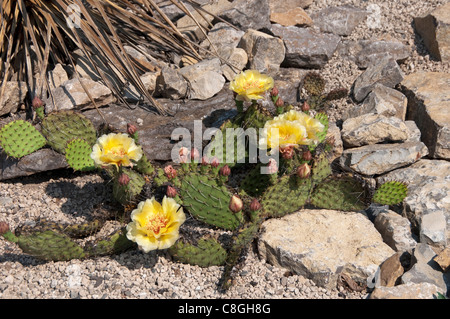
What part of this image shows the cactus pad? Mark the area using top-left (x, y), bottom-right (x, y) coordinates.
top-left (372, 181), bottom-right (408, 206)
top-left (169, 237), bottom-right (228, 267)
top-left (84, 227), bottom-right (135, 257)
top-left (65, 138), bottom-right (96, 171)
top-left (179, 173), bottom-right (244, 230)
top-left (0, 120), bottom-right (47, 158)
top-left (112, 168), bottom-right (146, 205)
top-left (41, 110), bottom-right (96, 154)
top-left (260, 175), bottom-right (312, 218)
top-left (302, 72), bottom-right (325, 96)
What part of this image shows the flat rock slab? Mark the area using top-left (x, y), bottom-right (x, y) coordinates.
top-left (310, 5), bottom-right (368, 36)
top-left (399, 72), bottom-right (450, 160)
top-left (369, 282), bottom-right (442, 299)
top-left (257, 209), bottom-right (395, 289)
top-left (339, 140), bottom-right (428, 176)
top-left (270, 24), bottom-right (341, 69)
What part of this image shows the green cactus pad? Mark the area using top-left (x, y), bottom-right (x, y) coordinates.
top-left (311, 152), bottom-right (332, 186)
top-left (65, 138), bottom-right (96, 171)
top-left (240, 103), bottom-right (273, 130)
top-left (84, 227), bottom-right (135, 257)
top-left (239, 164), bottom-right (272, 197)
top-left (313, 112), bottom-right (329, 146)
top-left (168, 237), bottom-right (228, 267)
top-left (17, 230), bottom-right (86, 261)
top-left (372, 181), bottom-right (408, 206)
top-left (41, 110), bottom-right (97, 154)
top-left (0, 120), bottom-right (47, 158)
top-left (179, 173), bottom-right (244, 230)
top-left (260, 175), bottom-right (312, 218)
top-left (112, 168), bottom-right (146, 205)
top-left (135, 153), bottom-right (154, 175)
top-left (310, 175), bottom-right (368, 211)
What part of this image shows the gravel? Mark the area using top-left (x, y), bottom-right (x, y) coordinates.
top-left (1, 0), bottom-right (449, 300)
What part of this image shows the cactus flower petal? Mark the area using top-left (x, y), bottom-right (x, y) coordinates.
top-left (229, 70), bottom-right (274, 102)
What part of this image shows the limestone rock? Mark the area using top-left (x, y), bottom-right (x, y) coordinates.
top-left (327, 121), bottom-right (344, 162)
top-left (237, 29), bottom-right (285, 75)
top-left (270, 24), bottom-right (341, 69)
top-left (401, 243), bottom-right (449, 293)
top-left (179, 58), bottom-right (225, 100)
top-left (268, 0), bottom-right (313, 12)
top-left (200, 22), bottom-right (245, 55)
top-left (0, 81), bottom-right (27, 116)
top-left (220, 48), bottom-right (248, 81)
top-left (369, 282), bottom-right (442, 299)
top-left (378, 252), bottom-right (405, 287)
top-left (270, 7), bottom-right (313, 27)
top-left (257, 209), bottom-right (395, 289)
top-left (339, 141), bottom-right (428, 176)
top-left (44, 78), bottom-right (116, 112)
top-left (374, 210), bottom-right (417, 252)
top-left (434, 247), bottom-right (450, 272)
top-left (218, 0), bottom-right (271, 31)
top-left (354, 40), bottom-right (410, 69)
top-left (123, 71), bottom-right (159, 102)
top-left (352, 57), bottom-right (404, 102)
top-left (0, 149), bottom-right (67, 181)
top-left (47, 64), bottom-right (69, 91)
top-left (341, 113), bottom-right (410, 148)
top-left (154, 66), bottom-right (188, 99)
top-left (400, 72), bottom-right (450, 160)
top-left (343, 84), bottom-right (408, 121)
top-left (310, 5), bottom-right (369, 36)
top-left (414, 2), bottom-right (450, 62)
top-left (376, 160), bottom-right (450, 241)
top-left (420, 211), bottom-right (447, 249)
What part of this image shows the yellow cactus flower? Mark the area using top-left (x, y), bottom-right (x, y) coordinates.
top-left (90, 133), bottom-right (143, 169)
top-left (260, 119), bottom-right (309, 151)
top-left (229, 70), bottom-right (274, 101)
top-left (274, 110), bottom-right (325, 141)
top-left (126, 196), bottom-right (186, 253)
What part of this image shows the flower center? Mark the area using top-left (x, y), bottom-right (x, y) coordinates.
top-left (109, 146), bottom-right (127, 157)
top-left (145, 214), bottom-right (168, 235)
top-left (243, 80), bottom-right (263, 91)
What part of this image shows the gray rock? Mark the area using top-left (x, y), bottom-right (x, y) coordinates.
top-left (376, 159), bottom-right (450, 242)
top-left (220, 48), bottom-right (248, 81)
top-left (400, 72), bottom-right (450, 160)
top-left (414, 2), bottom-right (450, 62)
top-left (374, 210), bottom-right (417, 252)
top-left (310, 5), bottom-right (369, 36)
top-left (404, 121), bottom-right (422, 143)
top-left (179, 58), bottom-right (225, 100)
top-left (218, 0), bottom-right (271, 31)
top-left (154, 66), bottom-right (188, 100)
top-left (47, 64), bottom-right (69, 91)
top-left (268, 0), bottom-right (313, 12)
top-left (257, 209), bottom-right (395, 290)
top-left (0, 148), bottom-right (67, 181)
top-left (0, 81), bottom-right (27, 116)
top-left (237, 29), bottom-right (285, 75)
top-left (341, 113), bottom-right (410, 148)
top-left (352, 57), bottom-right (404, 102)
top-left (339, 141), bottom-right (428, 176)
top-left (270, 24), bottom-right (341, 69)
top-left (342, 83), bottom-right (408, 121)
top-left (420, 211), bottom-right (447, 249)
top-left (44, 78), bottom-right (116, 112)
top-left (354, 40), bottom-right (410, 69)
top-left (401, 243), bottom-right (449, 294)
top-left (123, 71), bottom-right (159, 102)
top-left (200, 22), bottom-right (245, 55)
top-left (369, 282), bottom-right (442, 299)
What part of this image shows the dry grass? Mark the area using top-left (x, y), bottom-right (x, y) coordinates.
top-left (0, 0), bottom-right (219, 116)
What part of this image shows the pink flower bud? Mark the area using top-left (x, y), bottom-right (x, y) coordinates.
top-left (210, 157), bottom-right (220, 168)
top-left (267, 158), bottom-right (278, 174)
top-left (127, 123), bottom-right (137, 136)
top-left (179, 147), bottom-right (189, 163)
top-left (280, 145), bottom-right (294, 160)
top-left (164, 165), bottom-right (177, 179)
top-left (297, 163), bottom-right (311, 179)
top-left (250, 198), bottom-right (261, 212)
top-left (32, 96), bottom-right (44, 109)
top-left (229, 195), bottom-right (243, 213)
top-left (302, 150), bottom-right (312, 161)
top-left (0, 221), bottom-right (10, 235)
top-left (118, 173), bottom-right (130, 186)
top-left (201, 156), bottom-right (210, 166)
top-left (275, 97), bottom-right (284, 107)
top-left (166, 185), bottom-right (177, 198)
top-left (301, 101), bottom-right (310, 112)
top-left (220, 164), bottom-right (231, 176)
top-left (190, 148), bottom-right (200, 161)
top-left (270, 87), bottom-right (279, 97)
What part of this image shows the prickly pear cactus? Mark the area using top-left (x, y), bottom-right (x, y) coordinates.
top-left (372, 180), bottom-right (408, 206)
top-left (41, 110), bottom-right (97, 154)
top-left (0, 120), bottom-right (47, 158)
top-left (65, 138), bottom-right (96, 171)
top-left (169, 237), bottom-right (228, 267)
